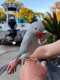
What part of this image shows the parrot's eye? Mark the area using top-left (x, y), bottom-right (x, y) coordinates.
top-left (35, 27), bottom-right (37, 30)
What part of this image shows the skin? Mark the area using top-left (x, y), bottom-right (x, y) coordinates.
top-left (30, 40), bottom-right (60, 59)
top-left (7, 58), bottom-right (21, 74)
top-left (19, 58), bottom-right (47, 80)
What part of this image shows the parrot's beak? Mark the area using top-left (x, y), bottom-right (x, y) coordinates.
top-left (36, 32), bottom-right (46, 39)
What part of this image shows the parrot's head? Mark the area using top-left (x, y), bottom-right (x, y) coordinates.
top-left (31, 20), bottom-right (46, 39)
top-left (31, 20), bottom-right (44, 33)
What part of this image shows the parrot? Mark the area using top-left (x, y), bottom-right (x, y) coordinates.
top-left (16, 20), bottom-right (45, 61)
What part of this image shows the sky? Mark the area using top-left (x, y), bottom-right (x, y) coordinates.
top-left (0, 0), bottom-right (59, 12)
top-left (22, 0), bottom-right (56, 12)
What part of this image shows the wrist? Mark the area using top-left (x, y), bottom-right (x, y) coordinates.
top-left (17, 59), bottom-right (21, 64)
top-left (15, 58), bottom-right (21, 65)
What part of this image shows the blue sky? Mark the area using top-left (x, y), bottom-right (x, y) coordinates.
top-left (0, 0), bottom-right (57, 12)
top-left (22, 0), bottom-right (56, 12)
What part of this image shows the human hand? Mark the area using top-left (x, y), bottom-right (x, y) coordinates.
top-left (7, 59), bottom-right (18, 74)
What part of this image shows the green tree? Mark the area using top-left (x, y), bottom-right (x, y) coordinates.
top-left (17, 7), bottom-right (37, 23)
top-left (0, 8), bottom-right (6, 23)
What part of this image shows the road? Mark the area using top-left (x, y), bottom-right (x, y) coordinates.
top-left (0, 45), bottom-right (20, 80)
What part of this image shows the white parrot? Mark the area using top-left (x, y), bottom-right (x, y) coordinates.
top-left (17, 20), bottom-right (45, 61)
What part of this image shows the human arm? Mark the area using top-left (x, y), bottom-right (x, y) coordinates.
top-left (30, 40), bottom-right (60, 60)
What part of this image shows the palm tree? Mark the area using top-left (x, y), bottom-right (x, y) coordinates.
top-left (43, 11), bottom-right (60, 40)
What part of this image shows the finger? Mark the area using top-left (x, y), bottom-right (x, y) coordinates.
top-left (8, 66), bottom-right (16, 74)
top-left (13, 67), bottom-right (16, 73)
top-left (7, 65), bottom-right (11, 71)
top-left (10, 67), bottom-right (16, 74)
top-left (8, 66), bottom-right (13, 74)
top-left (14, 67), bottom-right (16, 72)
top-left (13, 68), bottom-right (16, 73)
top-left (9, 69), bottom-right (14, 74)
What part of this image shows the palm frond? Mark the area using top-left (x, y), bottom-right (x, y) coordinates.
top-left (52, 12), bottom-right (58, 33)
top-left (43, 17), bottom-right (53, 33)
top-left (43, 11), bottom-right (60, 39)
top-left (47, 12), bottom-right (53, 21)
